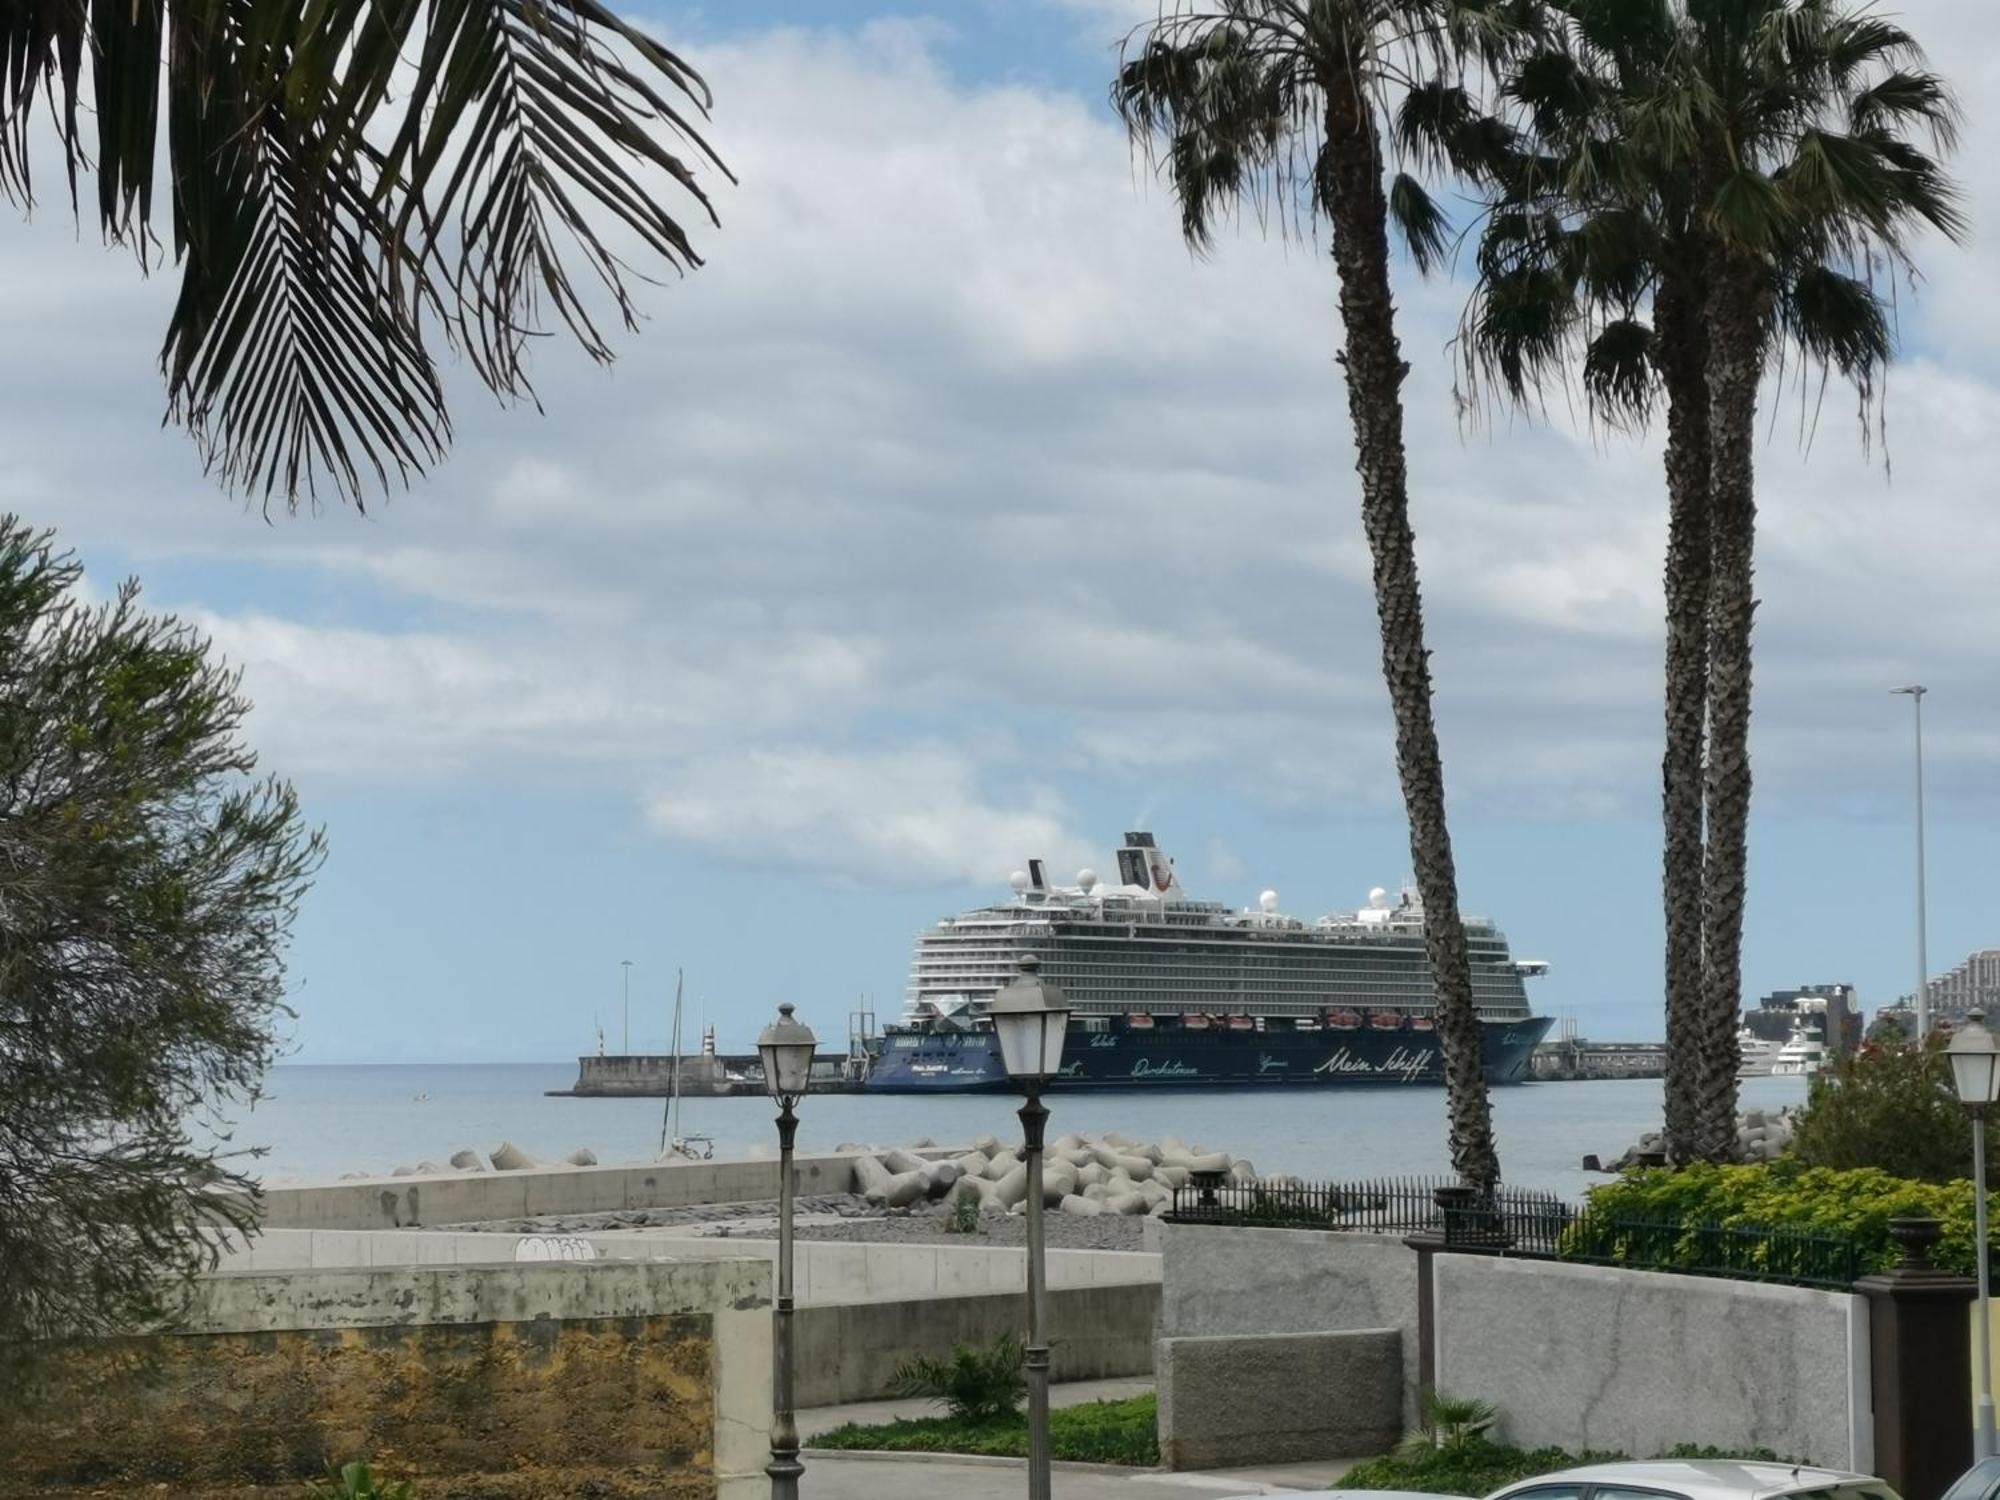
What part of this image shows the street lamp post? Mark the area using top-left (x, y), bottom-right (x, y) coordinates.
top-left (757, 1002), bottom-right (818, 1500)
top-left (1891, 685), bottom-right (1929, 1039)
top-left (1949, 1010), bottom-right (2000, 1459)
top-left (988, 954), bottom-right (1072, 1500)
top-left (620, 958), bottom-right (633, 1053)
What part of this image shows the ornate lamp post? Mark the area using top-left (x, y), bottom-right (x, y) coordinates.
top-left (1949, 1009), bottom-right (2000, 1458)
top-left (758, 1002), bottom-right (818, 1500)
top-left (988, 954), bottom-right (1071, 1500)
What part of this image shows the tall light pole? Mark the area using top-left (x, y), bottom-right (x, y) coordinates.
top-left (758, 1002), bottom-right (818, 1500)
top-left (1891, 686), bottom-right (1929, 1039)
top-left (1949, 1012), bottom-right (2000, 1458)
top-left (989, 955), bottom-right (1071, 1500)
top-left (620, 958), bottom-right (633, 1054)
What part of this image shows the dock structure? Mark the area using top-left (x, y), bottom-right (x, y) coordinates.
top-left (1530, 1037), bottom-right (1667, 1081)
top-left (550, 1049), bottom-right (862, 1097)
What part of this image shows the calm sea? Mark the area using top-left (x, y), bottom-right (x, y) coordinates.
top-left (236, 1064), bottom-right (1810, 1201)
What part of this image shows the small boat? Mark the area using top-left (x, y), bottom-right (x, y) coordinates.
top-left (1409, 1016), bottom-right (1435, 1033)
top-left (1226, 1015), bottom-right (1255, 1032)
top-left (1294, 1017), bottom-right (1321, 1032)
top-left (1326, 1009), bottom-right (1363, 1030)
top-left (1126, 1012), bottom-right (1156, 1030)
top-left (1182, 1014), bottom-right (1212, 1031)
top-left (1370, 1012), bottom-right (1404, 1031)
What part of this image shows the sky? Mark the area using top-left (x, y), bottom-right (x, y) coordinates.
top-left (2, 0), bottom-right (1997, 1064)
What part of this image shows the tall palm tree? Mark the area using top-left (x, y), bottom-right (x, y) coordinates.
top-left (1446, 0), bottom-right (1961, 1160)
top-left (1, 0), bottom-right (729, 508)
top-left (1114, 0), bottom-right (1520, 1188)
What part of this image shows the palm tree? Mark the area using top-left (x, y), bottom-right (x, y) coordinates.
top-left (1448, 0), bottom-right (1961, 1160)
top-left (1114, 0), bottom-right (1520, 1188)
top-left (1, 0), bottom-right (729, 509)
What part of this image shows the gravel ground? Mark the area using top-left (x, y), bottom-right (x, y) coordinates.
top-left (433, 1195), bottom-right (1152, 1251)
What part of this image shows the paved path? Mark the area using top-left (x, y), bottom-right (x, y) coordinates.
top-left (797, 1379), bottom-right (1359, 1496)
top-left (795, 1451), bottom-right (1357, 1497)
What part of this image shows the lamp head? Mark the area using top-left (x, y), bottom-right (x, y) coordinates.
top-left (987, 953), bottom-right (1071, 1086)
top-left (1948, 1009), bottom-right (2000, 1111)
top-left (757, 1002), bottom-right (818, 1105)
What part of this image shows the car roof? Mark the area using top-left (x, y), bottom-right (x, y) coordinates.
top-left (1493, 1459), bottom-right (1880, 1500)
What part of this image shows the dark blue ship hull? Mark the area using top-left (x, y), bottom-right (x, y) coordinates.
top-left (865, 1015), bottom-right (1554, 1093)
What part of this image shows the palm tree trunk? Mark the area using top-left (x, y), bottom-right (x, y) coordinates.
top-left (1320, 71), bottom-right (1499, 1190)
top-left (1654, 254), bottom-right (1712, 1166)
top-left (1697, 254), bottom-right (1770, 1163)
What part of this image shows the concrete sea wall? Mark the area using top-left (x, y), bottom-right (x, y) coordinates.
top-left (0, 1259), bottom-right (773, 1500)
top-left (217, 1226), bottom-right (1160, 1304)
top-left (257, 1152), bottom-right (874, 1231)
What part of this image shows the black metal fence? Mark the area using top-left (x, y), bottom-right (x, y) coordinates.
top-left (1165, 1174), bottom-right (1864, 1290)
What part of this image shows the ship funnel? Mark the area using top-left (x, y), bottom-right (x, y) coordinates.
top-left (1115, 833), bottom-right (1183, 896)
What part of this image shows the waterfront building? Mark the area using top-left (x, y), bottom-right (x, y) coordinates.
top-left (1897, 949), bottom-right (2000, 1022)
top-left (1744, 984), bottom-right (1860, 1058)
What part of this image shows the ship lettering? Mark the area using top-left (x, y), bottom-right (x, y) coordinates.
top-left (1089, 1034), bottom-right (1118, 1049)
top-left (1131, 1058), bottom-right (1199, 1079)
top-left (1314, 1046), bottom-right (1436, 1080)
top-left (1257, 1054), bottom-right (1287, 1073)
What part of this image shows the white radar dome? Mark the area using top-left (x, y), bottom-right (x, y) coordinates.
top-left (1368, 886), bottom-right (1390, 909)
top-left (1259, 890), bottom-right (1280, 913)
top-left (1009, 870), bottom-right (1031, 893)
top-left (1077, 868), bottom-right (1098, 892)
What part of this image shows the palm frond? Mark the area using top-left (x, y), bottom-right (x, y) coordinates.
top-left (4, 0), bottom-right (730, 510)
top-left (1847, 70), bottom-right (1960, 152)
top-left (1582, 316), bottom-right (1657, 423)
top-left (1707, 166), bottom-right (1790, 254)
top-left (1780, 263), bottom-right (1888, 382)
top-left (1390, 172), bottom-right (1453, 273)
top-left (381, 0), bottom-right (726, 402)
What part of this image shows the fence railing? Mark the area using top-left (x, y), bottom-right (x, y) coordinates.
top-left (1165, 1173), bottom-right (1864, 1291)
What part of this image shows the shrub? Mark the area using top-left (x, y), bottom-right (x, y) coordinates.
top-left (1789, 1037), bottom-right (1977, 1185)
top-left (945, 1191), bottom-right (984, 1235)
top-left (1580, 1161), bottom-right (1983, 1279)
top-left (1398, 1391), bottom-right (1498, 1458)
top-left (887, 1334), bottom-right (1025, 1422)
top-left (314, 1462), bottom-right (414, 1500)
top-left (812, 1394), bottom-right (1158, 1466)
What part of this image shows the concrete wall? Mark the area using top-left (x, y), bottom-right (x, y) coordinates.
top-left (215, 1226), bottom-right (1158, 1304)
top-left (0, 1258), bottom-right (772, 1500)
top-left (1157, 1329), bottom-right (1403, 1470)
top-left (257, 1152), bottom-right (874, 1231)
top-left (1433, 1255), bottom-right (1872, 1471)
top-left (793, 1281), bottom-right (1161, 1407)
top-left (1159, 1223), bottom-right (1419, 1423)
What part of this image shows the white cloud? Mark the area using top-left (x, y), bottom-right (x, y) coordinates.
top-left (643, 744), bottom-right (1090, 886)
top-left (5, 6), bottom-right (2000, 889)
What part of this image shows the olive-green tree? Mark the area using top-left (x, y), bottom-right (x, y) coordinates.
top-left (0, 516), bottom-right (322, 1400)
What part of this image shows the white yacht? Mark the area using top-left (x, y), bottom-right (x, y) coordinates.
top-left (1770, 1026), bottom-right (1826, 1076)
top-left (1736, 1026), bottom-right (1782, 1078)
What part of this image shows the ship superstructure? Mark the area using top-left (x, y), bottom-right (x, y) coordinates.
top-left (866, 832), bottom-right (1552, 1092)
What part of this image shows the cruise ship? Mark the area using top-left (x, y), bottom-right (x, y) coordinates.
top-left (865, 832), bottom-right (1553, 1092)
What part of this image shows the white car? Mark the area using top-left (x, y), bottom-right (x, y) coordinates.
top-left (1485, 1460), bottom-right (1900, 1500)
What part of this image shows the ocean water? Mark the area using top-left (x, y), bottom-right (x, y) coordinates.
top-left (235, 1064), bottom-right (1811, 1201)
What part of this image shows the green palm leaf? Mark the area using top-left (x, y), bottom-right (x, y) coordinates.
top-left (0, 0), bottom-right (729, 509)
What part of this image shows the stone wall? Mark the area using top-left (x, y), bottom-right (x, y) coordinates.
top-left (0, 1260), bottom-right (772, 1500)
top-left (1432, 1254), bottom-right (1872, 1471)
top-left (1158, 1222), bottom-right (1419, 1422)
top-left (1156, 1329), bottom-right (1403, 1470)
top-left (792, 1280), bottom-right (1160, 1407)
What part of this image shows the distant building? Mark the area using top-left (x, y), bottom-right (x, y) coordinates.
top-left (1898, 950), bottom-right (2000, 1021)
top-left (1744, 983), bottom-right (1860, 1058)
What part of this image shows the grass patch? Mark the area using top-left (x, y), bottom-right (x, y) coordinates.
top-left (1341, 1439), bottom-right (1626, 1496)
top-left (810, 1394), bottom-right (1159, 1467)
top-left (1341, 1440), bottom-right (1797, 1496)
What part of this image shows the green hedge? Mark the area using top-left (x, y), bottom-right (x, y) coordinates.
top-left (1580, 1160), bottom-right (1983, 1278)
